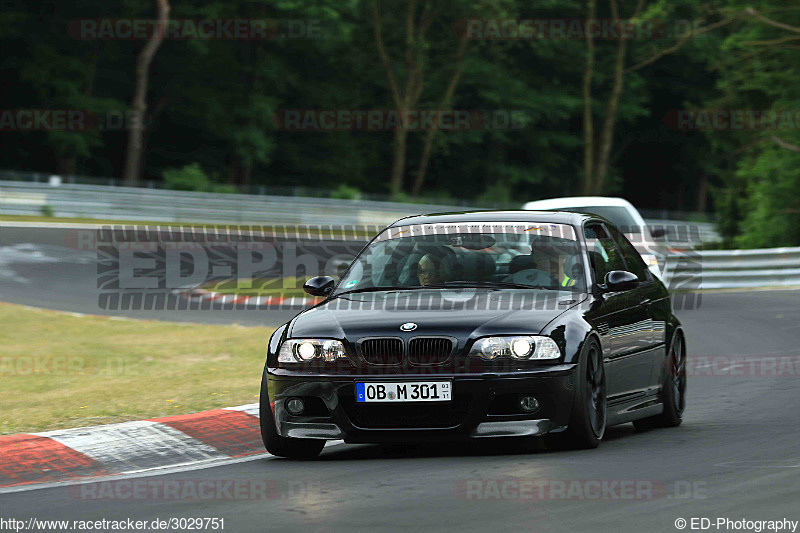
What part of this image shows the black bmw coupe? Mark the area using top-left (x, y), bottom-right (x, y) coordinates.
top-left (260, 211), bottom-right (687, 458)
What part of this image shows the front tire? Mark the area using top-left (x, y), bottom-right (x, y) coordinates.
top-left (259, 371), bottom-right (324, 459)
top-left (549, 338), bottom-right (606, 449)
top-left (633, 332), bottom-right (686, 431)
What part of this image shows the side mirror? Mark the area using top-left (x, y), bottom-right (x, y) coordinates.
top-left (303, 276), bottom-right (335, 297)
top-left (602, 270), bottom-right (639, 292)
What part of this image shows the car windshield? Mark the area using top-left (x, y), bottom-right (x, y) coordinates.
top-left (334, 222), bottom-right (586, 295)
top-left (552, 206), bottom-right (641, 234)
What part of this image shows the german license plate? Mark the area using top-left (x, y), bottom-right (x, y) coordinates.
top-left (356, 381), bottom-right (451, 402)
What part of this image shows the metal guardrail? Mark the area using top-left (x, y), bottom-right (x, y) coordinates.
top-left (662, 247), bottom-right (800, 289)
top-left (0, 168), bottom-right (481, 206)
top-left (0, 180), bottom-right (463, 227)
top-left (0, 179), bottom-right (719, 240)
top-left (645, 218), bottom-right (719, 247)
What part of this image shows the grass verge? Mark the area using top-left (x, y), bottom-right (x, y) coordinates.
top-left (202, 277), bottom-right (310, 298)
top-left (0, 302), bottom-right (273, 435)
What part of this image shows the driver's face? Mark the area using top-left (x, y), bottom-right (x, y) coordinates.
top-left (418, 256), bottom-right (440, 286)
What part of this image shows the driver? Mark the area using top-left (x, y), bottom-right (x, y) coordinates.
top-left (417, 254), bottom-right (442, 286)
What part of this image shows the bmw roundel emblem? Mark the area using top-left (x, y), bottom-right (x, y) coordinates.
top-left (400, 322), bottom-right (418, 332)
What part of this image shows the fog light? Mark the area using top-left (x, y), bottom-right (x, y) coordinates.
top-left (286, 397), bottom-right (305, 416)
top-left (519, 396), bottom-right (540, 413)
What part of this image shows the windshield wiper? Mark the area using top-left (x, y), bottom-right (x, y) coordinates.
top-left (335, 281), bottom-right (561, 296)
top-left (335, 285), bottom-right (421, 297)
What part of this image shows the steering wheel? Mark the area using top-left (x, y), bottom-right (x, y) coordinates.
top-left (506, 269), bottom-right (559, 288)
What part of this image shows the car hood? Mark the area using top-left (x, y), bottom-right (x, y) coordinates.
top-left (289, 289), bottom-right (588, 342)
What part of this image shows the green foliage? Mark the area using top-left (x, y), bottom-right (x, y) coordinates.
top-left (476, 182), bottom-right (512, 206)
top-left (40, 205), bottom-right (55, 217)
top-left (735, 145), bottom-right (800, 248)
top-left (163, 163), bottom-right (212, 192)
top-left (210, 184), bottom-right (239, 194)
top-left (701, 0), bottom-right (800, 247)
top-left (332, 184), bottom-right (363, 201)
top-left (715, 188), bottom-right (742, 249)
top-left (0, 0), bottom-right (798, 247)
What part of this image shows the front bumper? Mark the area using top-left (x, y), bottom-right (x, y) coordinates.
top-left (267, 365), bottom-right (577, 443)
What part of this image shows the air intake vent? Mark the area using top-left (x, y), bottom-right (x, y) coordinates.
top-left (408, 337), bottom-right (454, 365)
top-left (359, 338), bottom-right (404, 365)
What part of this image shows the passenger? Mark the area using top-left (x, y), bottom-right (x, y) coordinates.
top-left (417, 254), bottom-right (443, 286)
top-left (558, 255), bottom-right (579, 287)
top-left (531, 238), bottom-right (581, 288)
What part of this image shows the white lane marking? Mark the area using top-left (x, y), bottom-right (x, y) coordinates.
top-left (0, 221), bottom-right (370, 241)
top-left (0, 441), bottom-right (347, 495)
top-left (715, 459), bottom-right (800, 468)
top-left (0, 222), bottom-right (108, 230)
top-left (38, 420), bottom-right (226, 471)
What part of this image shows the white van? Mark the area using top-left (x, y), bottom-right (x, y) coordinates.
top-left (522, 196), bottom-right (668, 278)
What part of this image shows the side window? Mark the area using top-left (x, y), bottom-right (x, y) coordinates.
top-left (607, 225), bottom-right (652, 282)
top-left (584, 224), bottom-right (626, 284)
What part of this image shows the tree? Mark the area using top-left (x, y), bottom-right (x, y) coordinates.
top-left (371, 0), bottom-right (500, 197)
top-left (581, 0), bottom-right (744, 195)
top-left (2, 0), bottom-right (126, 176)
top-left (123, 0), bottom-right (170, 185)
top-left (705, 2), bottom-right (800, 247)
top-left (371, 0), bottom-right (434, 197)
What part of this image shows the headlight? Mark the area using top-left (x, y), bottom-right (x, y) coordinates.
top-left (278, 339), bottom-right (347, 363)
top-left (468, 336), bottom-right (560, 361)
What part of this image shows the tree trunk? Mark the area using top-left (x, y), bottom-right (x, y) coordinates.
top-left (123, 0), bottom-right (170, 186)
top-left (56, 156), bottom-right (76, 176)
top-left (241, 162), bottom-right (252, 188)
top-left (227, 159), bottom-right (239, 185)
top-left (592, 0), bottom-right (631, 195)
top-left (372, 0), bottom-right (431, 196)
top-left (696, 172), bottom-right (708, 212)
top-left (390, 128), bottom-right (409, 196)
top-left (411, 33), bottom-right (469, 197)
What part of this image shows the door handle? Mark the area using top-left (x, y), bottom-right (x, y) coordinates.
top-left (639, 298), bottom-right (651, 309)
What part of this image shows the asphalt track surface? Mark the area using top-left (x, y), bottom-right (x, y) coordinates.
top-left (1, 226), bottom-right (799, 532)
top-left (0, 224), bottom-right (367, 327)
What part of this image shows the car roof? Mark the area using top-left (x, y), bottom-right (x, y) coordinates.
top-left (389, 210), bottom-right (594, 227)
top-left (521, 196), bottom-right (635, 210)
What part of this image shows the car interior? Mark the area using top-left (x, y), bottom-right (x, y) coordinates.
top-left (356, 233), bottom-right (587, 292)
